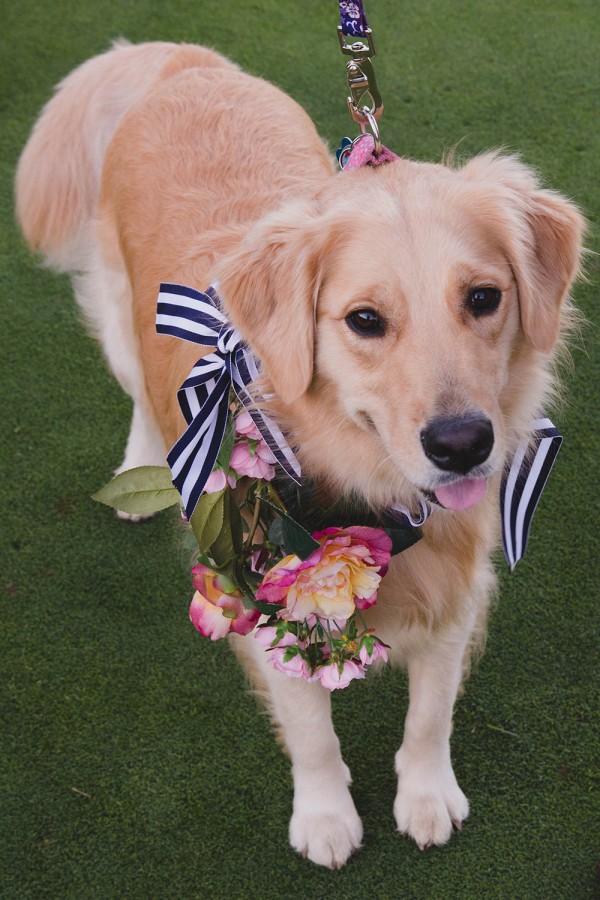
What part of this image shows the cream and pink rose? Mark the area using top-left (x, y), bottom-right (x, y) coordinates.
top-left (190, 564), bottom-right (260, 640)
top-left (256, 526), bottom-right (392, 621)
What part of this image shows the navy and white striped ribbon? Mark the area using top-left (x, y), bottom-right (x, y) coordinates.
top-left (156, 282), bottom-right (301, 518)
top-left (500, 418), bottom-right (563, 570)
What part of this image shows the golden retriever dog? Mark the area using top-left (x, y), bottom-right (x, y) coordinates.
top-left (16, 40), bottom-right (584, 868)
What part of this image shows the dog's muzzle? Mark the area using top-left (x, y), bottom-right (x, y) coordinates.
top-left (420, 414), bottom-right (494, 475)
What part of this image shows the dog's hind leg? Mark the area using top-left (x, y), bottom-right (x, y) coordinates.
top-left (235, 635), bottom-right (363, 868)
top-left (393, 625), bottom-right (472, 849)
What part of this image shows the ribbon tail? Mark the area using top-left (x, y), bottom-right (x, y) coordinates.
top-left (501, 418), bottom-right (563, 568)
top-left (168, 368), bottom-right (232, 518)
top-left (232, 348), bottom-right (302, 484)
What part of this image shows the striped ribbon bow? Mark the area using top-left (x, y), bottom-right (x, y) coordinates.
top-left (156, 282), bottom-right (301, 518)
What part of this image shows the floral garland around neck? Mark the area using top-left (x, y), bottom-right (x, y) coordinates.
top-left (93, 397), bottom-right (422, 690)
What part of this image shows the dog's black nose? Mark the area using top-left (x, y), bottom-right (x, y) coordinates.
top-left (420, 415), bottom-right (494, 474)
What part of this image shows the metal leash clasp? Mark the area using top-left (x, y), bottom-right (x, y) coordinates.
top-left (345, 56), bottom-right (383, 125)
top-left (337, 24), bottom-right (384, 156)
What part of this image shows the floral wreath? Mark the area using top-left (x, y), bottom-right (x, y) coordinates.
top-left (94, 394), bottom-right (421, 691)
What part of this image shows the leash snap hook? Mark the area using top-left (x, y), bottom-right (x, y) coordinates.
top-left (346, 56), bottom-right (383, 126)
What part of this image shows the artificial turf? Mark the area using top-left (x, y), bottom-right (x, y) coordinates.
top-left (1, 1), bottom-right (599, 897)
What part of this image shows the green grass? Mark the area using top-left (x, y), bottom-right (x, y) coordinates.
top-left (1, 1), bottom-right (599, 897)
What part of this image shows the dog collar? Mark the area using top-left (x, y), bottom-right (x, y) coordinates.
top-left (156, 283), bottom-right (562, 568)
top-left (337, 133), bottom-right (399, 168)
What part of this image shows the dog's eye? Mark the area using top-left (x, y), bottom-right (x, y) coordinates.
top-left (468, 287), bottom-right (502, 316)
top-left (346, 308), bottom-right (386, 336)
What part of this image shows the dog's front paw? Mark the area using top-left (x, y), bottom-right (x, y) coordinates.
top-left (289, 782), bottom-right (363, 869)
top-left (394, 749), bottom-right (469, 849)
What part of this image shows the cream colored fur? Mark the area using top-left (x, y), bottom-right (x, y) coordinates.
top-left (16, 40), bottom-right (585, 869)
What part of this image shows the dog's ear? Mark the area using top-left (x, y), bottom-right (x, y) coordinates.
top-left (462, 153), bottom-right (585, 353)
top-left (511, 188), bottom-right (585, 352)
top-left (216, 199), bottom-right (326, 404)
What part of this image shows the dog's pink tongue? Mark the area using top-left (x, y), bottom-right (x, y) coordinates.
top-left (434, 477), bottom-right (487, 511)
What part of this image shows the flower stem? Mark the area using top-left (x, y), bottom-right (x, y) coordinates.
top-left (244, 493), bottom-right (262, 552)
top-left (356, 608), bottom-right (370, 635)
top-left (324, 618), bottom-right (336, 649)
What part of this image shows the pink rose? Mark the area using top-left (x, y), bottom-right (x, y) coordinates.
top-left (270, 644), bottom-right (311, 678)
top-left (254, 624), bottom-right (289, 649)
top-left (229, 440), bottom-right (276, 481)
top-left (256, 527), bottom-right (392, 621)
top-left (254, 625), bottom-right (310, 678)
top-left (190, 564), bottom-right (259, 640)
top-left (203, 469), bottom-right (237, 493)
top-left (315, 659), bottom-right (366, 691)
top-left (359, 639), bottom-right (389, 666)
top-left (235, 411), bottom-right (262, 440)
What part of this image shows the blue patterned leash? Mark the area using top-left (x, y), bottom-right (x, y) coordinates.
top-left (338, 0), bottom-right (370, 38)
top-left (336, 0), bottom-right (384, 161)
top-left (156, 283), bottom-right (301, 518)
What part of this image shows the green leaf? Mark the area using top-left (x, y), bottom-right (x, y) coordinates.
top-left (190, 490), bottom-right (225, 553)
top-left (230, 559), bottom-right (257, 606)
top-left (227, 493), bottom-right (244, 555)
top-left (215, 416), bottom-right (236, 472)
top-left (267, 516), bottom-right (285, 546)
top-left (210, 491), bottom-right (243, 568)
top-left (250, 599), bottom-right (285, 616)
top-left (268, 513), bottom-right (319, 561)
top-left (91, 466), bottom-right (180, 515)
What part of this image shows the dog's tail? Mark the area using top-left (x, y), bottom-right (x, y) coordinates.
top-left (15, 40), bottom-right (229, 272)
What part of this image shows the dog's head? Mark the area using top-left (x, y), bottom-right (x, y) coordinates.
top-left (217, 152), bottom-right (584, 511)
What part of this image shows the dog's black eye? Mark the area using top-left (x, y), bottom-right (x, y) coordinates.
top-left (468, 287), bottom-right (502, 316)
top-left (346, 308), bottom-right (385, 336)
